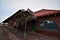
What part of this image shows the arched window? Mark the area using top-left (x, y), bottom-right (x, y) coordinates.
top-left (40, 20), bottom-right (58, 31)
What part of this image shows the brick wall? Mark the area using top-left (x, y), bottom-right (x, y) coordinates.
top-left (7, 20), bottom-right (16, 29)
top-left (35, 16), bottom-right (60, 37)
top-left (36, 16), bottom-right (60, 30)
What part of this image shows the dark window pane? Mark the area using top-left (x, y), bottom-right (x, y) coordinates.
top-left (40, 20), bottom-right (58, 31)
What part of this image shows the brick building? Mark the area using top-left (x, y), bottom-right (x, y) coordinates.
top-left (3, 9), bottom-right (60, 37)
top-left (34, 9), bottom-right (60, 37)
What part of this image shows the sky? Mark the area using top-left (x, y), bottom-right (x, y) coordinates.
top-left (0, 0), bottom-right (60, 22)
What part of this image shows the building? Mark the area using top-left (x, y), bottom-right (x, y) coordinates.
top-left (3, 9), bottom-right (36, 31)
top-left (3, 9), bottom-right (60, 37)
top-left (34, 9), bottom-right (60, 37)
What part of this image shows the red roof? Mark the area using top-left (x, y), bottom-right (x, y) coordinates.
top-left (34, 9), bottom-right (60, 17)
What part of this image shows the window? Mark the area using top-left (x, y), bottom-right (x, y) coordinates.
top-left (40, 20), bottom-right (58, 31)
top-left (43, 20), bottom-right (54, 24)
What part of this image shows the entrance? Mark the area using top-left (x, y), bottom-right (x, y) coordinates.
top-left (31, 20), bottom-right (36, 31)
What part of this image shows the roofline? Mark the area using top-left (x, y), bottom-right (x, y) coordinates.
top-left (3, 9), bottom-right (22, 23)
top-left (3, 9), bottom-right (60, 23)
top-left (34, 9), bottom-right (60, 13)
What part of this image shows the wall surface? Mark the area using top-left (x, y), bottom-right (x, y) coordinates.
top-left (35, 16), bottom-right (60, 37)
